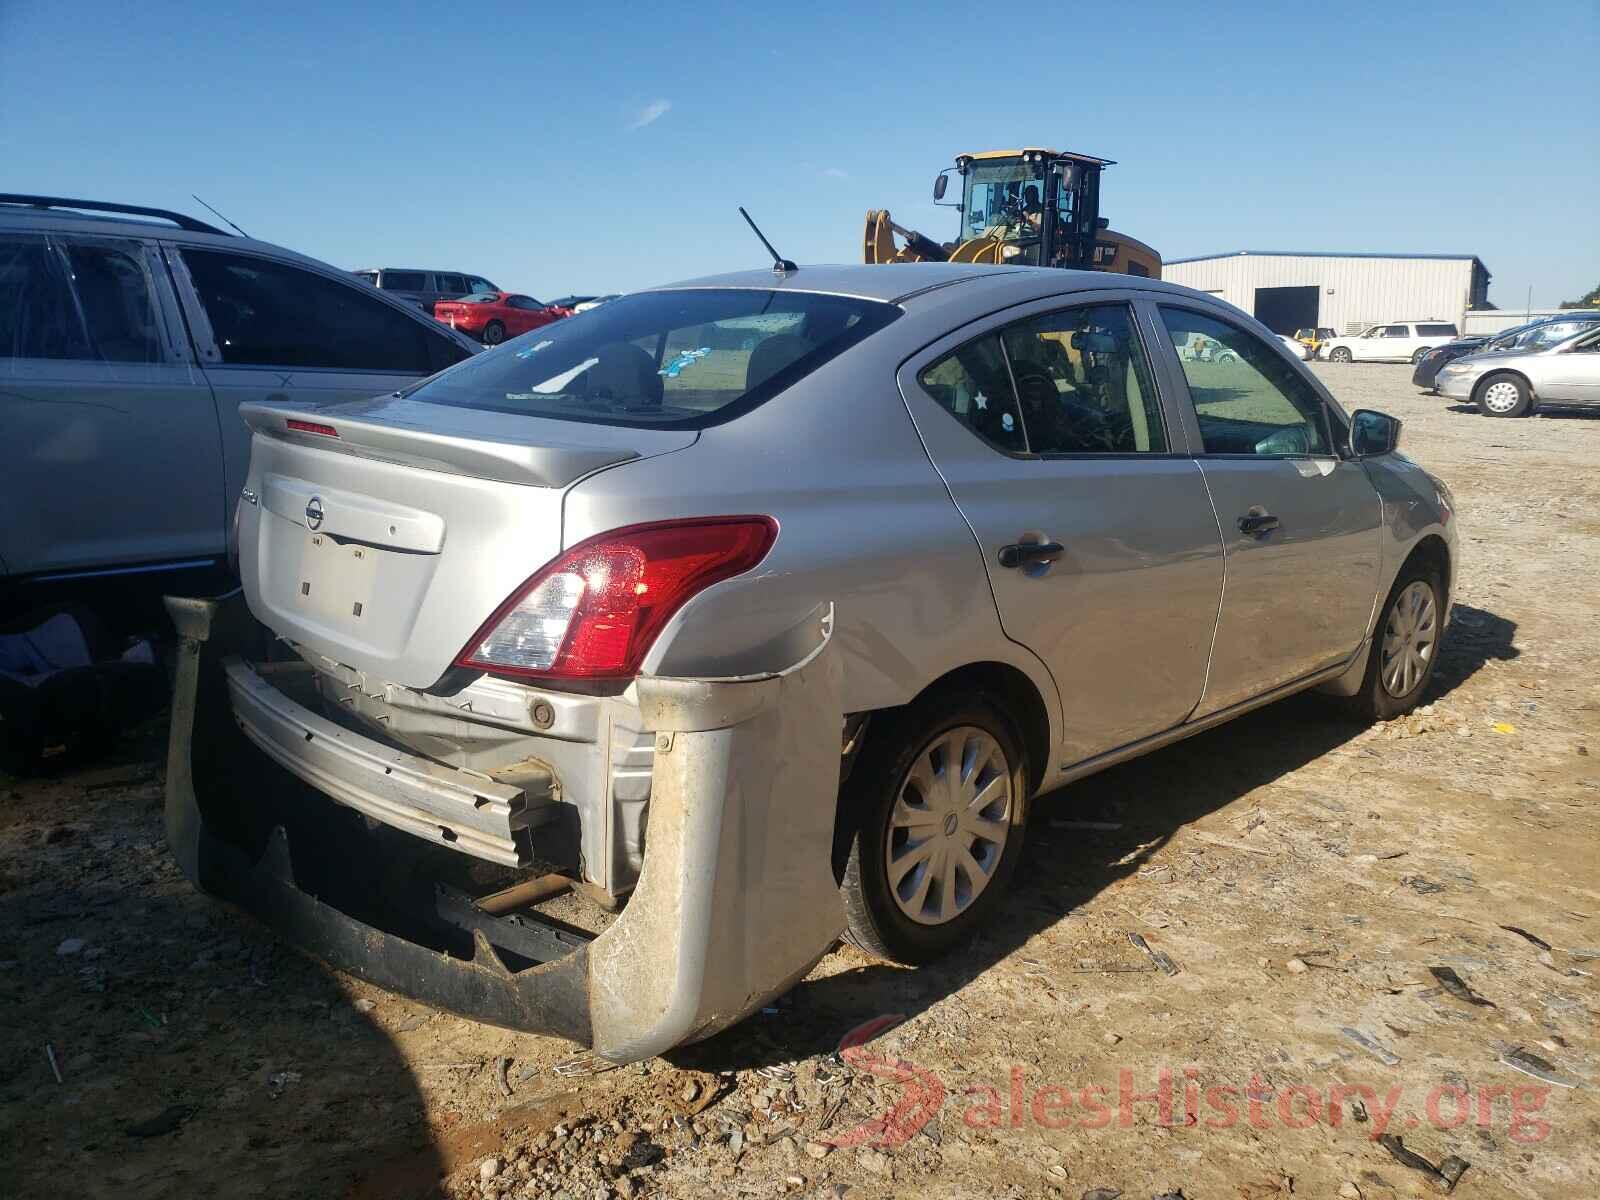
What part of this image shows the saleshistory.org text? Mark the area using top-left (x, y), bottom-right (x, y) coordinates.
top-left (828, 1017), bottom-right (1555, 1150)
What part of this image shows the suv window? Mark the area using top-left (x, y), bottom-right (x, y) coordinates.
top-left (1159, 307), bottom-right (1332, 457)
top-left (411, 288), bottom-right (897, 429)
top-left (467, 276), bottom-right (496, 293)
top-left (0, 234), bottom-right (162, 363)
top-left (182, 250), bottom-right (466, 373)
top-left (435, 273), bottom-right (468, 294)
top-left (382, 270), bottom-right (427, 291)
top-left (1416, 323), bottom-right (1458, 337)
top-left (1381, 325), bottom-right (1410, 338)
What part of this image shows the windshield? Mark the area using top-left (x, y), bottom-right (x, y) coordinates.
top-left (409, 288), bottom-right (899, 428)
top-left (961, 160), bottom-right (1047, 241)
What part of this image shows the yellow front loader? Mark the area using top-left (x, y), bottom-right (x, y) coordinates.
top-left (863, 148), bottom-right (1160, 278)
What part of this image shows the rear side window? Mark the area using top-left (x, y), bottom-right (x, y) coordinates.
top-left (918, 334), bottom-right (1027, 454)
top-left (382, 270), bottom-right (427, 291)
top-left (1416, 323), bottom-right (1457, 337)
top-left (183, 249), bottom-right (467, 373)
top-left (435, 273), bottom-right (468, 293)
top-left (0, 234), bottom-right (162, 363)
top-left (410, 288), bottom-right (898, 429)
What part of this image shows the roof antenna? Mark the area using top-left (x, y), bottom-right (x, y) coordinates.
top-left (739, 207), bottom-right (797, 276)
top-left (191, 193), bottom-right (249, 237)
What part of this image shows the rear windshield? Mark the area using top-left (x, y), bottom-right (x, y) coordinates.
top-left (409, 288), bottom-right (899, 428)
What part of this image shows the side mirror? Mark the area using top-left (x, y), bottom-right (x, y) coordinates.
top-left (1095, 216), bottom-right (1110, 230)
top-left (933, 174), bottom-right (948, 201)
top-left (1350, 409), bottom-right (1401, 457)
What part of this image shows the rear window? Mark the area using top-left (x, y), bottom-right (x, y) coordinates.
top-left (409, 288), bottom-right (899, 429)
top-left (1416, 323), bottom-right (1458, 337)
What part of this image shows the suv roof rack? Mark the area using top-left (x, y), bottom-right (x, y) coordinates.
top-left (0, 193), bottom-right (230, 236)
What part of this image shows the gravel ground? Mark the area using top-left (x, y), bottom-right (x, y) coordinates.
top-left (2, 363), bottom-right (1597, 1200)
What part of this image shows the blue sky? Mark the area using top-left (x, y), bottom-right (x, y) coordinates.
top-left (2, 1), bottom-right (1594, 305)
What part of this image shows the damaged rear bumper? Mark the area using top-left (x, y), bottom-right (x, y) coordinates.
top-left (163, 591), bottom-right (846, 1062)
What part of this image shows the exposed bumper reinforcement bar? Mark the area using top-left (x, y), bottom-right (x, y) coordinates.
top-left (164, 591), bottom-right (846, 1062)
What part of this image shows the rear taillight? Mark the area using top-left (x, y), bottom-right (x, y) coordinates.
top-left (457, 517), bottom-right (778, 680)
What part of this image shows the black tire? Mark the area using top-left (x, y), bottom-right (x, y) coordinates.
top-left (1345, 561), bottom-right (1445, 722)
top-left (839, 692), bottom-right (1030, 965)
top-left (482, 320), bottom-right (506, 345)
top-left (1475, 371), bottom-right (1531, 418)
top-left (1411, 347), bottom-right (1431, 365)
top-left (1330, 347), bottom-right (1353, 363)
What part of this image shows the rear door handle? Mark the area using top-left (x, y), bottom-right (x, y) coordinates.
top-left (998, 541), bottom-right (1064, 568)
top-left (1237, 511), bottom-right (1281, 537)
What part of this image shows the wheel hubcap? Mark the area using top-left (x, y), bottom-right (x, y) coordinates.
top-left (1380, 580), bottom-right (1438, 698)
top-left (1483, 381), bottom-right (1519, 412)
top-left (885, 726), bottom-right (1012, 926)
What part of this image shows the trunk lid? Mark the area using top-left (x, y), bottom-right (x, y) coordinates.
top-left (236, 397), bottom-right (695, 688)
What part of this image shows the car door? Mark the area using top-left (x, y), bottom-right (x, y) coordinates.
top-left (0, 229), bottom-right (226, 578)
top-left (166, 246), bottom-right (474, 523)
top-left (1377, 324), bottom-right (1414, 361)
top-left (1153, 304), bottom-right (1381, 714)
top-left (899, 295), bottom-right (1225, 765)
top-left (1529, 327), bottom-right (1600, 403)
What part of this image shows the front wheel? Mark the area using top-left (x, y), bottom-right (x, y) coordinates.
top-left (839, 694), bottom-right (1030, 965)
top-left (1347, 564), bottom-right (1444, 721)
top-left (1476, 372), bottom-right (1531, 417)
top-left (1329, 347), bottom-right (1353, 363)
top-left (482, 320), bottom-right (506, 345)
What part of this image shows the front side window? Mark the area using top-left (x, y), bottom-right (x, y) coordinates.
top-left (507, 295), bottom-right (545, 310)
top-left (0, 234), bottom-right (161, 363)
top-left (183, 250), bottom-right (466, 372)
top-left (1159, 307), bottom-right (1332, 457)
top-left (382, 270), bottom-right (427, 291)
top-left (410, 288), bottom-right (897, 429)
top-left (435, 273), bottom-right (468, 294)
top-left (467, 276), bottom-right (496, 293)
top-left (1381, 325), bottom-right (1410, 338)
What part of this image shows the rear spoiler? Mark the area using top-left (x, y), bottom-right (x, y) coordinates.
top-left (238, 399), bottom-right (645, 489)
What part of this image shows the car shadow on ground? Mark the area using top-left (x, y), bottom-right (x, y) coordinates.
top-left (0, 726), bottom-right (447, 1200)
top-left (1445, 402), bottom-right (1600, 420)
top-left (673, 601), bottom-right (1519, 1073)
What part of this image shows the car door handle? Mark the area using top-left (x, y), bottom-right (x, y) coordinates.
top-left (1237, 511), bottom-right (1281, 537)
top-left (997, 541), bottom-right (1064, 568)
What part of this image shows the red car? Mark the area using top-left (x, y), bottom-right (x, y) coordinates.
top-left (433, 292), bottom-right (571, 344)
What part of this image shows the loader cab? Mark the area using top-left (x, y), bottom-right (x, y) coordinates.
top-left (949, 149), bottom-right (1109, 269)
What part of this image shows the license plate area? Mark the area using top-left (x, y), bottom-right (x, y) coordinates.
top-left (296, 533), bottom-right (379, 623)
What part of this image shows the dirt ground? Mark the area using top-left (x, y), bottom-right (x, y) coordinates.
top-left (3, 363), bottom-right (1597, 1200)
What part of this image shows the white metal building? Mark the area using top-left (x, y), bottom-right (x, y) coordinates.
top-left (1162, 251), bottom-right (1492, 337)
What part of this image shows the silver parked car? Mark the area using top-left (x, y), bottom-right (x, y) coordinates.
top-left (166, 263), bottom-right (1458, 1061)
top-left (1435, 323), bottom-right (1600, 416)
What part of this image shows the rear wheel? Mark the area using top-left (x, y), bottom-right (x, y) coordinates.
top-left (1330, 346), bottom-right (1353, 363)
top-left (840, 694), bottom-right (1030, 965)
top-left (1476, 372), bottom-right (1530, 417)
top-left (482, 320), bottom-right (506, 345)
top-left (1411, 347), bottom-right (1431, 364)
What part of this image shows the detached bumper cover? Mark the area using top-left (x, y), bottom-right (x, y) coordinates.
top-left (164, 592), bottom-right (846, 1061)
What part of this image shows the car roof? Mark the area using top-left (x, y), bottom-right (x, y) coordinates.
top-left (646, 263), bottom-right (1203, 307)
top-left (0, 199), bottom-right (363, 277)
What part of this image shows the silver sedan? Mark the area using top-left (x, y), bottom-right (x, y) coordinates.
top-left (166, 263), bottom-right (1459, 1060)
top-left (1436, 324), bottom-right (1600, 416)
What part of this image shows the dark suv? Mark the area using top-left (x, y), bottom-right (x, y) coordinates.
top-left (352, 267), bottom-right (499, 314)
top-left (0, 194), bottom-right (481, 616)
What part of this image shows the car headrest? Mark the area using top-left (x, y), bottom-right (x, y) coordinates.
top-left (745, 334), bottom-right (812, 392)
top-left (588, 342), bottom-right (663, 408)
